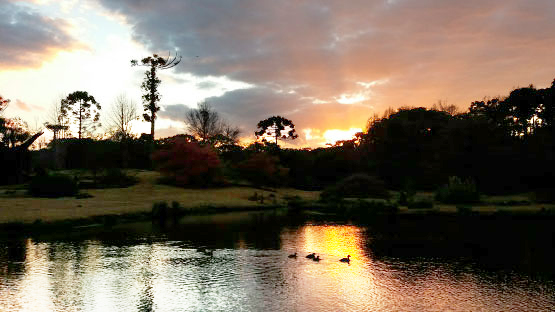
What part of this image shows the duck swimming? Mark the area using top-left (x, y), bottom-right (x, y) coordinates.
top-left (288, 252), bottom-right (297, 258)
top-left (339, 255), bottom-right (351, 263)
top-left (312, 255), bottom-right (321, 262)
top-left (306, 253), bottom-right (316, 259)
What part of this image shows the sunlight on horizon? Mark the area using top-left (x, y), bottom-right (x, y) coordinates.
top-left (323, 128), bottom-right (362, 145)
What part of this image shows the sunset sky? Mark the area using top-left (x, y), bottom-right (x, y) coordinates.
top-left (1, 0), bottom-right (555, 146)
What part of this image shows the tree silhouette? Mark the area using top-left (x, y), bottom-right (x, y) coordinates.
top-left (45, 124), bottom-right (68, 142)
top-left (1, 117), bottom-right (30, 149)
top-left (106, 94), bottom-right (138, 141)
top-left (45, 98), bottom-right (70, 142)
top-left (432, 100), bottom-right (459, 116)
top-left (469, 81), bottom-right (554, 137)
top-left (0, 96), bottom-right (31, 149)
top-left (185, 101), bottom-right (240, 143)
top-left (131, 52), bottom-right (181, 139)
top-left (61, 91), bottom-right (101, 140)
top-left (255, 116), bottom-right (298, 144)
top-left (0, 95), bottom-right (8, 148)
top-left (0, 95), bottom-right (9, 114)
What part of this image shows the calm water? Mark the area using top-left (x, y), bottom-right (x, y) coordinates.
top-left (1, 212), bottom-right (555, 311)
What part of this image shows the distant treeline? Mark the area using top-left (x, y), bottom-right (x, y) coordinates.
top-left (18, 78), bottom-right (555, 194)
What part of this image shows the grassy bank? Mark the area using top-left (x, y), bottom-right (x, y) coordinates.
top-left (0, 170), bottom-right (319, 224)
top-left (394, 191), bottom-right (555, 216)
top-left (1, 170), bottom-right (554, 229)
top-left (294, 191), bottom-right (555, 220)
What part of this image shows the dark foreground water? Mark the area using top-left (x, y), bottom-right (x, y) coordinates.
top-left (1, 212), bottom-right (555, 311)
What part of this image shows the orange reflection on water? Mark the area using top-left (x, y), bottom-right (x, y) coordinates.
top-left (287, 225), bottom-right (386, 311)
top-left (298, 224), bottom-right (367, 261)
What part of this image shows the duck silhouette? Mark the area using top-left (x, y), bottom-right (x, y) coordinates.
top-left (312, 255), bottom-right (321, 262)
top-left (306, 253), bottom-right (316, 259)
top-left (340, 255), bottom-right (351, 263)
top-left (288, 252), bottom-right (297, 258)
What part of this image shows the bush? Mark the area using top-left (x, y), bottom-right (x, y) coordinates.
top-left (98, 168), bottom-right (137, 188)
top-left (152, 139), bottom-right (224, 187)
top-left (407, 198), bottom-right (434, 209)
top-left (320, 173), bottom-right (390, 201)
top-left (456, 205), bottom-right (473, 215)
top-left (435, 176), bottom-right (480, 204)
top-left (534, 188), bottom-right (555, 203)
top-left (236, 152), bottom-right (289, 187)
top-left (347, 199), bottom-right (399, 217)
top-left (28, 173), bottom-right (78, 197)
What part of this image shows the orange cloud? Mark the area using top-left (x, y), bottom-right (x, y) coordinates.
top-left (89, 0), bottom-right (555, 146)
top-left (14, 99), bottom-right (44, 112)
top-left (0, 1), bottom-right (86, 70)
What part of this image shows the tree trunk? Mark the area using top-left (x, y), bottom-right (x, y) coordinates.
top-left (151, 111), bottom-right (155, 139)
top-left (79, 100), bottom-right (82, 140)
top-left (150, 66), bottom-right (156, 139)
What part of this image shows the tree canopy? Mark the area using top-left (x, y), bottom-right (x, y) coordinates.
top-left (106, 94), bottom-right (138, 141)
top-left (469, 81), bottom-right (555, 137)
top-left (61, 91), bottom-right (101, 140)
top-left (255, 116), bottom-right (298, 144)
top-left (0, 96), bottom-right (31, 149)
top-left (185, 101), bottom-right (240, 144)
top-left (0, 95), bottom-right (9, 114)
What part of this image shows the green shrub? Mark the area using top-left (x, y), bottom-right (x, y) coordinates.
top-left (321, 173), bottom-right (390, 201)
top-left (28, 173), bottom-right (78, 198)
top-left (456, 205), bottom-right (473, 215)
top-left (348, 199), bottom-right (399, 216)
top-left (399, 179), bottom-right (416, 206)
top-left (407, 198), bottom-right (434, 209)
top-left (98, 168), bottom-right (137, 188)
top-left (534, 189), bottom-right (555, 203)
top-left (490, 200), bottom-right (531, 206)
top-left (435, 176), bottom-right (480, 204)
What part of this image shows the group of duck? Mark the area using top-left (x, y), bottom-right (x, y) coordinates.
top-left (288, 252), bottom-right (351, 263)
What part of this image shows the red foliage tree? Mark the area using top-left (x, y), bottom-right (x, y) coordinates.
top-left (237, 152), bottom-right (289, 187)
top-left (152, 138), bottom-right (222, 187)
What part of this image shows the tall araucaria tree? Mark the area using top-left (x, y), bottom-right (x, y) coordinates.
top-left (131, 53), bottom-right (181, 139)
top-left (61, 91), bottom-right (101, 140)
top-left (255, 116), bottom-right (298, 145)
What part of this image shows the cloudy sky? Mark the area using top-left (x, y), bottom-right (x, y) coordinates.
top-left (1, 0), bottom-right (555, 146)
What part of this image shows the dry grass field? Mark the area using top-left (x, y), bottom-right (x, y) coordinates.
top-left (0, 171), bottom-right (320, 224)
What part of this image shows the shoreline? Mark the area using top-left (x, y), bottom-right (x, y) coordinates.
top-left (1, 171), bottom-right (554, 233)
top-left (0, 170), bottom-right (319, 225)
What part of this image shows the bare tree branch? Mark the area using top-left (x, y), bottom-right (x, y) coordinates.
top-left (106, 94), bottom-right (138, 140)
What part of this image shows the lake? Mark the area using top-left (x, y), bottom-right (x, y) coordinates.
top-left (1, 211), bottom-right (554, 311)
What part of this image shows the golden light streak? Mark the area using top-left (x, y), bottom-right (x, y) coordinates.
top-left (323, 128), bottom-right (362, 145)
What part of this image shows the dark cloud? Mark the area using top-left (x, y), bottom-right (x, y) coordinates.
top-left (98, 0), bottom-right (555, 142)
top-left (158, 103), bottom-right (190, 121)
top-left (204, 87), bottom-right (371, 144)
top-left (0, 0), bottom-right (83, 69)
top-left (206, 87), bottom-right (310, 136)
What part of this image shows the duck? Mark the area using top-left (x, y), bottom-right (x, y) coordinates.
top-left (197, 247), bottom-right (213, 256)
top-left (306, 253), bottom-right (316, 259)
top-left (312, 255), bottom-right (321, 262)
top-left (288, 252), bottom-right (297, 258)
top-left (339, 255), bottom-right (351, 263)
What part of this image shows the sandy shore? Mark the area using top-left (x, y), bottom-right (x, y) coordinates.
top-left (0, 171), bottom-right (320, 224)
